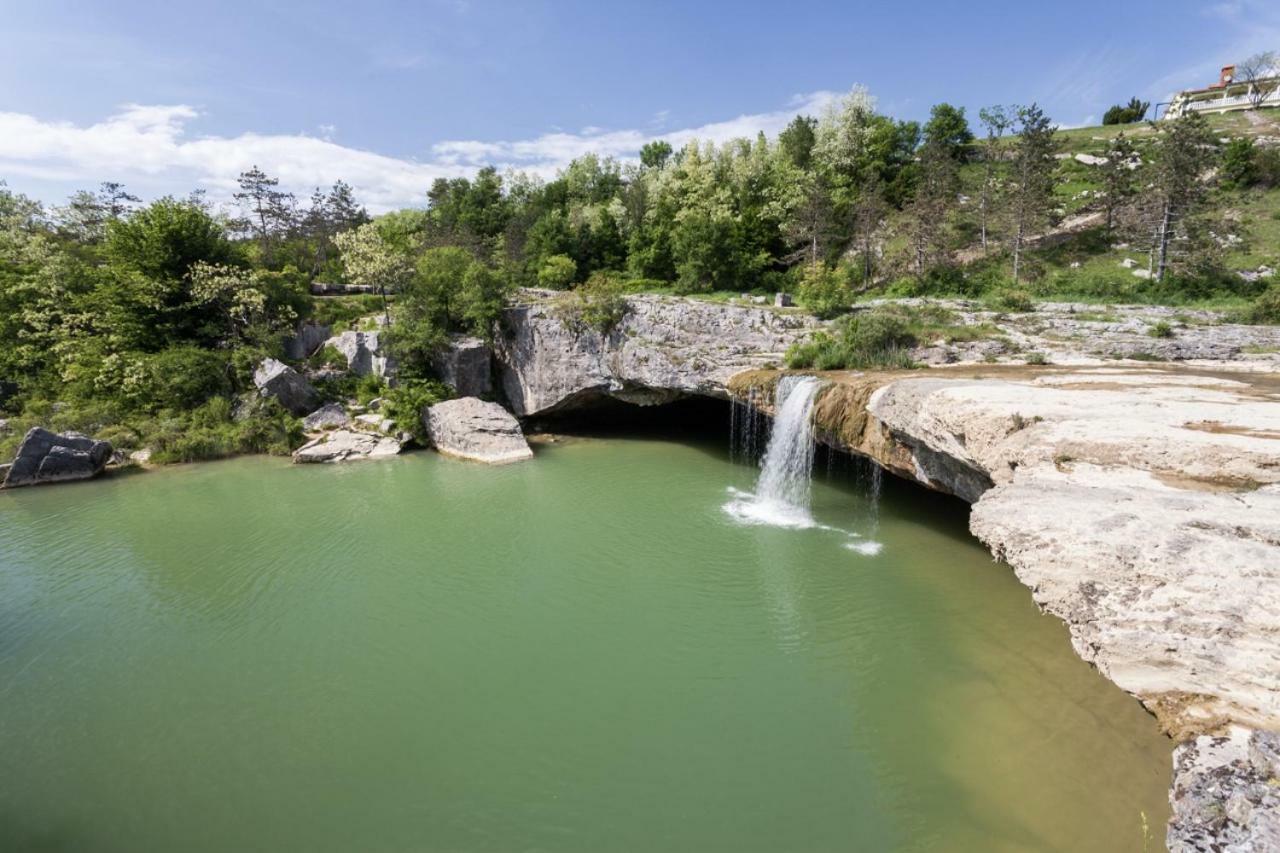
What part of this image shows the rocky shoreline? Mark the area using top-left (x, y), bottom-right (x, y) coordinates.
top-left (4, 292), bottom-right (1277, 847)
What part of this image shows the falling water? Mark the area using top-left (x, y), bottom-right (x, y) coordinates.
top-left (723, 376), bottom-right (822, 528)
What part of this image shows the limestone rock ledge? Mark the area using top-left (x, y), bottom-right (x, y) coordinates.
top-left (292, 429), bottom-right (403, 463)
top-left (495, 292), bottom-right (819, 416)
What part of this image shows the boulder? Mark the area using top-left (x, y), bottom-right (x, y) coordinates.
top-left (282, 321), bottom-right (331, 361)
top-left (253, 358), bottom-right (319, 416)
top-left (302, 402), bottom-right (350, 431)
top-left (774, 292), bottom-right (793, 307)
top-left (2, 427), bottom-right (112, 488)
top-left (423, 398), bottom-right (533, 464)
top-left (322, 330), bottom-right (395, 379)
top-left (432, 336), bottom-right (492, 397)
top-left (292, 429), bottom-right (403, 463)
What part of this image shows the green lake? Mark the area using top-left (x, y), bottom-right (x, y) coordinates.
top-left (0, 427), bottom-right (1171, 851)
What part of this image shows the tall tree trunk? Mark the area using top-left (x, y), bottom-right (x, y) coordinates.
top-left (1012, 220), bottom-right (1024, 284)
top-left (1155, 201), bottom-right (1172, 283)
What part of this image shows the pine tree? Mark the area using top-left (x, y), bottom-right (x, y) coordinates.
top-left (1140, 113), bottom-right (1217, 283)
top-left (904, 141), bottom-right (960, 276)
top-left (1006, 104), bottom-right (1058, 284)
top-left (1099, 133), bottom-right (1139, 235)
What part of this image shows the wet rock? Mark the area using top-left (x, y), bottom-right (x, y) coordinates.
top-left (292, 429), bottom-right (403, 463)
top-left (432, 336), bottom-right (492, 397)
top-left (253, 358), bottom-right (319, 416)
top-left (302, 402), bottom-right (350, 431)
top-left (2, 427), bottom-right (112, 488)
top-left (423, 397), bottom-right (533, 464)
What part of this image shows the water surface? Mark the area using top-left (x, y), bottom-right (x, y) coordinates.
top-left (0, 434), bottom-right (1170, 851)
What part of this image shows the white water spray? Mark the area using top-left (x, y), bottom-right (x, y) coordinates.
top-left (723, 376), bottom-right (822, 528)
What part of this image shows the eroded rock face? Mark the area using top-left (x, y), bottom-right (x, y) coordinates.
top-left (432, 336), bottom-right (491, 397)
top-left (323, 330), bottom-right (395, 380)
top-left (292, 429), bottom-right (403, 463)
top-left (424, 397), bottom-right (532, 464)
top-left (253, 358), bottom-right (319, 416)
top-left (1169, 727), bottom-right (1280, 852)
top-left (2, 427), bottom-right (112, 488)
top-left (494, 293), bottom-right (820, 416)
top-left (283, 321), bottom-right (331, 361)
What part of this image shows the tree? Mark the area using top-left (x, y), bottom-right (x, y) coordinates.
top-left (1098, 133), bottom-right (1139, 234)
top-left (1102, 97), bottom-right (1150, 125)
top-left (850, 177), bottom-right (887, 283)
top-left (1141, 112), bottom-right (1217, 282)
top-left (977, 105), bottom-right (1015, 252)
top-left (903, 141), bottom-right (959, 276)
top-left (99, 182), bottom-right (140, 220)
top-left (233, 166), bottom-right (294, 264)
top-left (783, 172), bottom-right (838, 266)
top-left (795, 263), bottom-right (851, 318)
top-left (923, 103), bottom-right (974, 161)
top-left (778, 115), bottom-right (818, 170)
top-left (334, 222), bottom-right (414, 324)
top-left (1006, 104), bottom-right (1058, 284)
top-left (1237, 52), bottom-right (1279, 110)
top-left (640, 140), bottom-right (673, 170)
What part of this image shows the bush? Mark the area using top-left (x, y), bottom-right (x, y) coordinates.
top-left (147, 397), bottom-right (301, 464)
top-left (537, 254), bottom-right (578, 289)
top-left (135, 346), bottom-right (231, 411)
top-left (988, 288), bottom-right (1035, 312)
top-left (1242, 287), bottom-right (1280, 324)
top-left (785, 308), bottom-right (918, 370)
top-left (795, 263), bottom-right (852, 319)
top-left (382, 379), bottom-right (452, 441)
top-left (554, 272), bottom-right (630, 334)
top-left (1148, 320), bottom-right (1174, 338)
top-left (1102, 97), bottom-right (1149, 125)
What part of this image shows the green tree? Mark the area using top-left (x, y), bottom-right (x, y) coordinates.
top-left (903, 141), bottom-right (959, 276)
top-left (1142, 112), bottom-right (1217, 283)
top-left (977, 105), bottom-right (1015, 252)
top-left (1099, 133), bottom-right (1139, 234)
top-left (1102, 97), bottom-right (1150, 125)
top-left (923, 103), bottom-right (974, 161)
top-left (640, 140), bottom-right (673, 170)
top-left (1006, 104), bottom-right (1058, 284)
top-left (335, 222), bottom-right (414, 324)
top-left (778, 115), bottom-right (818, 170)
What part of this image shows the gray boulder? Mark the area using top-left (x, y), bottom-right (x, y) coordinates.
top-left (322, 330), bottom-right (395, 380)
top-left (2, 427), bottom-right (112, 488)
top-left (432, 336), bottom-right (492, 397)
top-left (302, 402), bottom-right (350, 431)
top-left (292, 429), bottom-right (403, 463)
top-left (423, 398), bottom-right (533, 464)
top-left (283, 321), bottom-right (331, 361)
top-left (253, 358), bottom-right (319, 415)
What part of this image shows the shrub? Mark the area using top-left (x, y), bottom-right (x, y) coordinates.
top-left (795, 263), bottom-right (852, 319)
top-left (554, 272), bottom-right (630, 334)
top-left (382, 379), bottom-right (452, 441)
top-left (1242, 287), bottom-right (1280, 325)
top-left (1221, 138), bottom-right (1257, 189)
top-left (537, 254), bottom-right (578, 290)
top-left (785, 308), bottom-right (918, 370)
top-left (309, 344), bottom-right (349, 370)
top-left (136, 346), bottom-right (231, 411)
top-left (1148, 320), bottom-right (1174, 338)
top-left (988, 288), bottom-right (1034, 312)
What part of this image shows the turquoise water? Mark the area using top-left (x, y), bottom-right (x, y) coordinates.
top-left (0, 434), bottom-right (1170, 851)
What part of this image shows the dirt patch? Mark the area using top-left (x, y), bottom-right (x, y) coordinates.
top-left (1183, 420), bottom-right (1280, 440)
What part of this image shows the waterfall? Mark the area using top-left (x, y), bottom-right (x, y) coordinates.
top-left (723, 376), bottom-right (822, 528)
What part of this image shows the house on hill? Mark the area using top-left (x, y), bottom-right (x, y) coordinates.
top-left (1164, 64), bottom-right (1280, 118)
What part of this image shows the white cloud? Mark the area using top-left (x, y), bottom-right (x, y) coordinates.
top-left (0, 91), bottom-right (841, 213)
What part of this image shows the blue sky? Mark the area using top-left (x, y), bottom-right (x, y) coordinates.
top-left (2, 0), bottom-right (1277, 211)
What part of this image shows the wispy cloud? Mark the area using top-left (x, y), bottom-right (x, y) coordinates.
top-left (0, 91), bottom-right (841, 213)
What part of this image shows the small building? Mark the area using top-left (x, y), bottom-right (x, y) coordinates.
top-left (1164, 64), bottom-right (1280, 119)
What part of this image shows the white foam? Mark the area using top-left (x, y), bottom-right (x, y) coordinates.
top-left (845, 541), bottom-right (884, 556)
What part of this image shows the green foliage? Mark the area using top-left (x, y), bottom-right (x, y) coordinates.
top-left (1242, 286), bottom-right (1280, 324)
top-left (795, 263), bottom-right (852, 318)
top-left (640, 140), bottom-right (673, 170)
top-left (553, 272), bottom-right (630, 334)
top-left (1148, 320), bottom-right (1174, 338)
top-left (785, 308), bottom-right (918, 370)
top-left (1102, 97), bottom-right (1150, 125)
top-left (537, 253), bottom-right (578, 289)
top-left (1222, 138), bottom-right (1257, 190)
top-left (923, 103), bottom-right (974, 160)
top-left (148, 397), bottom-right (301, 464)
top-left (381, 379), bottom-right (452, 441)
top-left (106, 197), bottom-right (240, 282)
top-left (988, 288), bottom-right (1035, 312)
